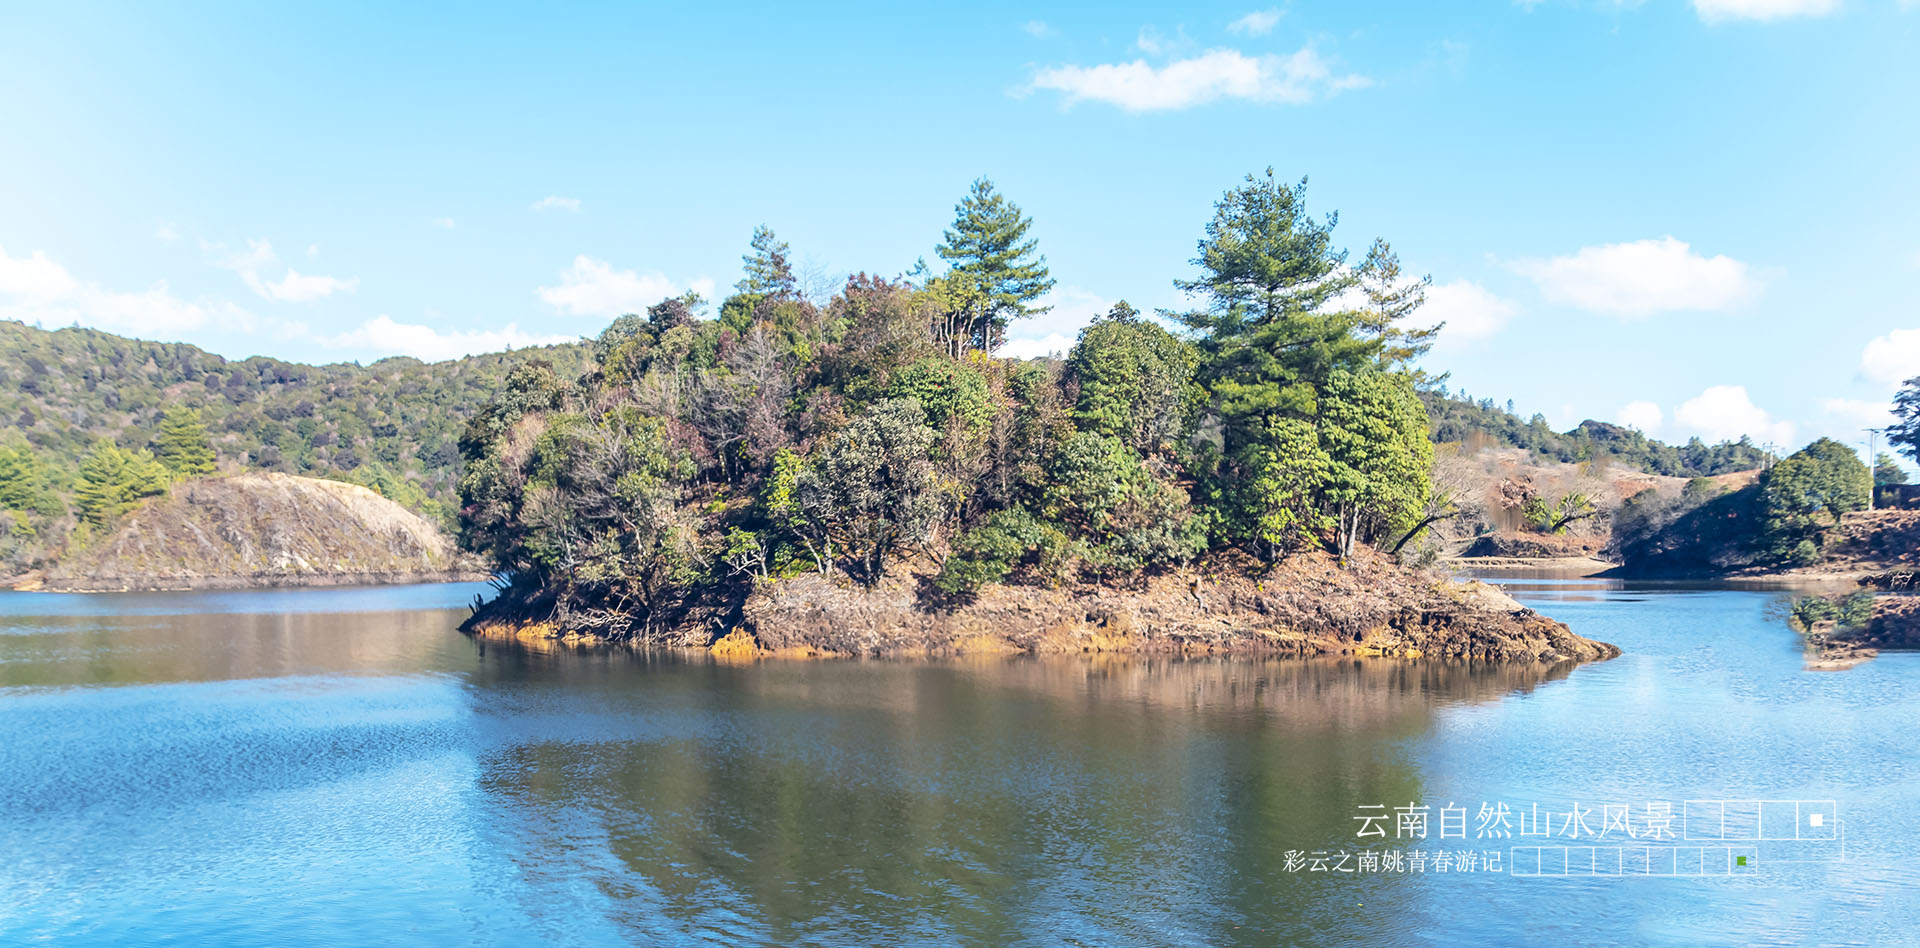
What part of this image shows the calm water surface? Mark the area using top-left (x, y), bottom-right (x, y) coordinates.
top-left (0, 579), bottom-right (1915, 946)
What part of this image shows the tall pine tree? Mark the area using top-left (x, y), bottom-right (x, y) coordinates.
top-left (1176, 169), bottom-right (1376, 431)
top-left (74, 441), bottom-right (169, 525)
top-left (153, 407), bottom-right (216, 477)
top-left (935, 178), bottom-right (1054, 352)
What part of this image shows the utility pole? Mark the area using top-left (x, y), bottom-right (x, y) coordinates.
top-left (1866, 427), bottom-right (1884, 511)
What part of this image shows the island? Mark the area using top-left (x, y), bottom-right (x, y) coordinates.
top-left (454, 173), bottom-right (1618, 665)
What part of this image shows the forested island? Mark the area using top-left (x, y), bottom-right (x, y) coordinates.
top-left (449, 172), bottom-right (1611, 663)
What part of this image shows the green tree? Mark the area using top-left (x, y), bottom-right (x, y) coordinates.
top-left (736, 225), bottom-right (796, 299)
top-left (1318, 369), bottom-right (1433, 559)
top-left (73, 441), bottom-right (169, 525)
top-left (0, 445), bottom-right (60, 517)
top-left (1764, 438), bottom-right (1870, 526)
top-left (885, 357), bottom-right (993, 434)
top-left (152, 406), bottom-right (216, 477)
top-left (934, 178), bottom-right (1054, 352)
top-left (1176, 170), bottom-right (1378, 430)
top-left (1759, 437), bottom-right (1870, 564)
top-left (1066, 303), bottom-right (1199, 456)
top-left (1239, 417), bottom-right (1330, 558)
top-left (796, 399), bottom-right (941, 585)
top-left (935, 506), bottom-right (1071, 594)
top-left (1890, 375), bottom-right (1920, 464)
top-left (1041, 432), bottom-right (1205, 572)
top-left (1352, 239), bottom-right (1440, 376)
top-left (720, 226), bottom-right (799, 334)
top-left (518, 408), bottom-right (701, 635)
top-left (1874, 452), bottom-right (1908, 486)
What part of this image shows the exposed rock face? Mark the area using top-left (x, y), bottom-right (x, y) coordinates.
top-left (468, 550), bottom-right (1618, 666)
top-left (42, 473), bottom-right (484, 591)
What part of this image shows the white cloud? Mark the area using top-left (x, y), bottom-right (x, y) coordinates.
top-left (261, 269), bottom-right (358, 302)
top-left (1134, 26), bottom-right (1175, 56)
top-left (213, 238), bottom-right (278, 275)
top-left (532, 195), bottom-right (582, 213)
top-left (1228, 8), bottom-right (1283, 35)
top-left (206, 238), bottom-right (355, 302)
top-left (155, 222), bottom-right (181, 243)
top-left (318, 315), bottom-right (575, 363)
top-left (1673, 385), bottom-right (1795, 446)
top-left (432, 217), bottom-right (456, 230)
top-left (999, 333), bottom-right (1078, 360)
top-left (306, 243), bottom-right (319, 258)
top-left (1693, 0), bottom-right (1839, 22)
top-left (1822, 397), bottom-right (1893, 430)
top-left (1507, 236), bottom-right (1761, 318)
top-left (1422, 280), bottom-right (1520, 348)
top-left (0, 247), bottom-right (81, 301)
top-left (1617, 400), bottom-right (1664, 432)
top-left (1028, 47), bottom-right (1368, 111)
top-left (1022, 19), bottom-right (1054, 37)
top-left (1861, 328), bottom-right (1920, 384)
top-left (537, 255), bottom-right (712, 317)
top-left (0, 244), bottom-right (242, 336)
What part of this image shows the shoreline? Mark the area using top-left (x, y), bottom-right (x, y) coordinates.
top-left (464, 554), bottom-right (1621, 666)
top-left (5, 569), bottom-right (493, 593)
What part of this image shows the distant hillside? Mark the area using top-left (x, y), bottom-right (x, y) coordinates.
top-left (37, 473), bottom-right (484, 591)
top-left (0, 320), bottom-right (590, 523)
top-left (1422, 387), bottom-right (1772, 477)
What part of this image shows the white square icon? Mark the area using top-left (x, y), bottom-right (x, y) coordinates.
top-left (1809, 813), bottom-right (1824, 827)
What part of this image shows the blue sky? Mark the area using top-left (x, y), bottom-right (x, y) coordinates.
top-left (2, 0), bottom-right (1916, 457)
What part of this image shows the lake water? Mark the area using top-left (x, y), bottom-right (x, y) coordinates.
top-left (1, 578), bottom-right (1916, 946)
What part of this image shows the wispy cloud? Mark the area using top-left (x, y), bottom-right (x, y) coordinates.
top-left (432, 217), bottom-right (456, 230)
top-left (207, 238), bottom-right (357, 302)
top-left (1507, 237), bottom-right (1761, 318)
top-left (318, 315), bottom-right (574, 362)
top-left (1028, 47), bottom-right (1368, 111)
top-left (532, 195), bottom-right (582, 213)
top-left (261, 269), bottom-right (358, 302)
top-left (1228, 8), bottom-right (1283, 35)
top-left (537, 255), bottom-right (713, 318)
top-left (1022, 19), bottom-right (1055, 38)
top-left (154, 222), bottom-right (181, 243)
top-left (1693, 0), bottom-right (1839, 22)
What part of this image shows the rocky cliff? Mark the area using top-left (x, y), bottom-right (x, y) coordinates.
top-left (37, 473), bottom-right (485, 591)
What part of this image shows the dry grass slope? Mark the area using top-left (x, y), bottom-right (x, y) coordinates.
top-left (42, 473), bottom-right (485, 591)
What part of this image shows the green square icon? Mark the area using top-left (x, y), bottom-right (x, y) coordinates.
top-left (1737, 856), bottom-right (1748, 866)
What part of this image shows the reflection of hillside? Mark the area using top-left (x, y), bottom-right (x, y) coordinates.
top-left (462, 647), bottom-right (1466, 945)
top-left (468, 639), bottom-right (1578, 737)
top-left (950, 655), bottom-right (1577, 733)
top-left (0, 608), bottom-right (472, 688)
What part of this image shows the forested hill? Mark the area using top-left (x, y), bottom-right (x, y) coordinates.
top-left (0, 319), bottom-right (589, 521)
top-left (1421, 387), bottom-right (1772, 477)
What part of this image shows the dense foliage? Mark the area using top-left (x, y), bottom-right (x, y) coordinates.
top-left (1424, 390), bottom-right (1774, 477)
top-left (458, 173), bottom-right (1442, 637)
top-left (0, 319), bottom-right (589, 569)
top-left (1611, 438), bottom-right (1873, 574)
